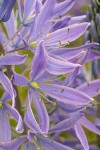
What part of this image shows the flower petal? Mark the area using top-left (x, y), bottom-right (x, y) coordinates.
top-left (0, 107), bottom-right (11, 142)
top-left (46, 57), bottom-right (80, 75)
top-left (75, 123), bottom-right (89, 150)
top-left (64, 67), bottom-right (79, 86)
top-left (80, 117), bottom-right (100, 135)
top-left (86, 50), bottom-right (100, 62)
top-left (0, 71), bottom-right (15, 107)
top-left (34, 0), bottom-right (56, 36)
top-left (35, 0), bottom-right (42, 16)
top-left (5, 104), bottom-right (24, 133)
top-left (24, 141), bottom-right (37, 150)
top-left (4, 10), bottom-right (17, 39)
top-left (50, 15), bottom-right (86, 33)
top-left (49, 113), bottom-right (83, 133)
top-left (50, 16), bottom-right (71, 32)
top-left (0, 136), bottom-right (27, 150)
top-left (1, 92), bottom-right (11, 103)
top-left (69, 15), bottom-right (86, 25)
top-left (51, 43), bottom-right (98, 59)
top-left (57, 102), bottom-right (86, 114)
top-left (13, 72), bottom-right (29, 86)
top-left (24, 90), bottom-right (42, 134)
top-left (38, 137), bottom-right (74, 150)
top-left (0, 54), bottom-right (27, 66)
top-left (23, 0), bottom-right (36, 21)
top-left (50, 0), bottom-right (75, 19)
top-left (77, 79), bottom-right (100, 97)
top-left (30, 41), bottom-right (48, 81)
top-left (39, 84), bottom-right (93, 105)
top-left (0, 0), bottom-right (16, 22)
top-left (45, 23), bottom-right (90, 45)
top-left (32, 90), bottom-right (49, 134)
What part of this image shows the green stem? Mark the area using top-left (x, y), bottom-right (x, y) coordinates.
top-left (0, 42), bottom-right (5, 55)
top-left (4, 25), bottom-right (23, 49)
top-left (48, 106), bottom-right (58, 115)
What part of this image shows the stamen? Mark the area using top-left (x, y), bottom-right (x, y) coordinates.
top-left (46, 33), bottom-right (50, 38)
top-left (32, 135), bottom-right (37, 145)
top-left (67, 41), bottom-right (70, 45)
top-left (68, 28), bottom-right (70, 33)
top-left (0, 101), bottom-right (2, 108)
top-left (27, 15), bottom-right (33, 21)
top-left (53, 101), bottom-right (56, 106)
top-left (46, 74), bottom-right (66, 82)
top-left (29, 41), bottom-right (38, 48)
top-left (30, 82), bottom-right (39, 89)
top-left (58, 40), bottom-right (62, 45)
top-left (37, 91), bottom-right (54, 104)
top-left (37, 145), bottom-right (41, 150)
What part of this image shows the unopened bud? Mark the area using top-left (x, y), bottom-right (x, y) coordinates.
top-left (91, 20), bottom-right (99, 42)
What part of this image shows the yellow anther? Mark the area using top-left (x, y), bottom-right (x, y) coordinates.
top-left (32, 135), bottom-right (37, 145)
top-left (53, 101), bottom-right (56, 106)
top-left (58, 40), bottom-right (62, 45)
top-left (48, 76), bottom-right (52, 80)
top-left (27, 16), bottom-right (33, 21)
top-left (30, 41), bottom-right (38, 48)
top-left (37, 146), bottom-right (41, 150)
top-left (68, 28), bottom-right (70, 33)
top-left (82, 50), bottom-right (86, 53)
top-left (67, 41), bottom-right (70, 45)
top-left (46, 33), bottom-right (50, 38)
top-left (34, 135), bottom-right (37, 142)
top-left (30, 82), bottom-right (39, 89)
top-left (0, 101), bottom-right (2, 109)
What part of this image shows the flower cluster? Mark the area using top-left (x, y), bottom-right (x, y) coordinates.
top-left (0, 0), bottom-right (100, 150)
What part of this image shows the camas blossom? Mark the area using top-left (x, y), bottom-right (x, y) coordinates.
top-left (49, 79), bottom-right (100, 150)
top-left (0, 97), bottom-right (81, 150)
top-left (0, 0), bottom-right (100, 150)
top-left (13, 41), bottom-right (93, 106)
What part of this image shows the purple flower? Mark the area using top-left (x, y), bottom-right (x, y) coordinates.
top-left (0, 0), bottom-right (100, 149)
top-left (0, 134), bottom-right (75, 150)
top-left (50, 79), bottom-right (100, 150)
top-left (13, 41), bottom-right (93, 106)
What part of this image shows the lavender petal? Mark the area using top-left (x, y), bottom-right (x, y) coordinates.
top-left (50, 0), bottom-right (75, 19)
top-left (75, 123), bottom-right (89, 150)
top-left (30, 41), bottom-right (48, 81)
top-left (0, 54), bottom-right (27, 66)
top-left (46, 57), bottom-right (80, 75)
top-left (38, 137), bottom-right (74, 150)
top-left (77, 79), bottom-right (100, 97)
top-left (0, 71), bottom-right (15, 107)
top-left (80, 117), bottom-right (100, 135)
top-left (45, 22), bottom-right (90, 45)
top-left (0, 108), bottom-right (11, 142)
top-left (24, 90), bottom-right (42, 134)
top-left (5, 104), bottom-right (24, 133)
top-left (49, 113), bottom-right (83, 133)
top-left (39, 84), bottom-right (93, 105)
top-left (32, 90), bottom-right (49, 134)
top-left (0, 136), bottom-right (27, 150)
